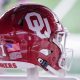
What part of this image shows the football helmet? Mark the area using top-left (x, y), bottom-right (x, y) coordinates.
top-left (0, 4), bottom-right (73, 76)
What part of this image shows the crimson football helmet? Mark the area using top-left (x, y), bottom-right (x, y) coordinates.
top-left (0, 4), bottom-right (73, 76)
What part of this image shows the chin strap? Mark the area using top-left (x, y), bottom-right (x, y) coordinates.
top-left (46, 65), bottom-right (65, 77)
top-left (38, 58), bottom-right (65, 77)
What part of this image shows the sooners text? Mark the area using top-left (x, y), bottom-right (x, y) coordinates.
top-left (0, 63), bottom-right (17, 68)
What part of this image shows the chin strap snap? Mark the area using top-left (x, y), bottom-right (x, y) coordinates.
top-left (38, 58), bottom-right (48, 68)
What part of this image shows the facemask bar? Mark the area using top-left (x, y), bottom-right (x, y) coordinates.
top-left (56, 31), bottom-right (67, 50)
top-left (56, 31), bottom-right (73, 71)
top-left (59, 48), bottom-right (73, 71)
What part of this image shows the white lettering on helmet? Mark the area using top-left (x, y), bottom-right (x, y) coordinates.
top-left (25, 12), bottom-right (51, 38)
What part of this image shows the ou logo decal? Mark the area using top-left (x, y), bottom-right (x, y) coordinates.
top-left (25, 12), bottom-right (51, 38)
